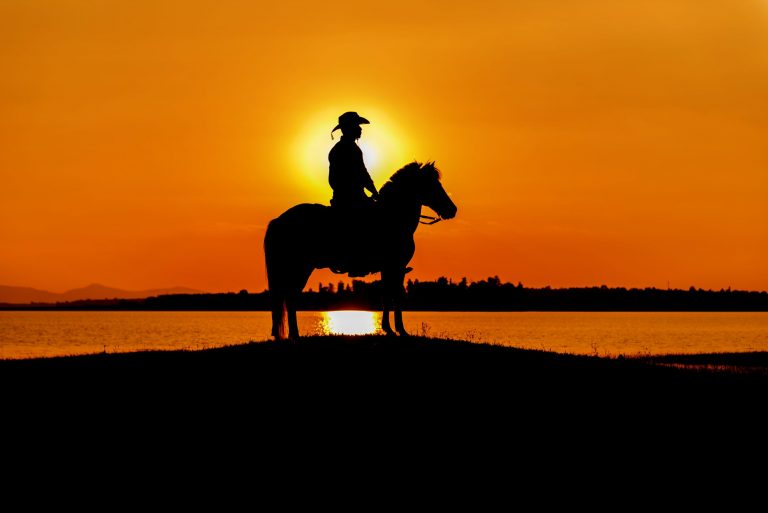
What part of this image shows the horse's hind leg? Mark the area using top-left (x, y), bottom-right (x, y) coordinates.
top-left (286, 299), bottom-right (300, 340)
top-left (286, 265), bottom-right (313, 340)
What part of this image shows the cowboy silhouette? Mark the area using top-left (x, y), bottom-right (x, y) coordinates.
top-left (329, 112), bottom-right (379, 208)
top-left (328, 112), bottom-right (380, 277)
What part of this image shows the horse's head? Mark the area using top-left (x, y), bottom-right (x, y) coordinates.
top-left (386, 161), bottom-right (457, 220)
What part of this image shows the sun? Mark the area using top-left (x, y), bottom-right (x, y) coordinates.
top-left (358, 139), bottom-right (380, 170)
top-left (291, 106), bottom-right (414, 199)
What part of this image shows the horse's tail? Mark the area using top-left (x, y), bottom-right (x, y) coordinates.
top-left (264, 218), bottom-right (286, 340)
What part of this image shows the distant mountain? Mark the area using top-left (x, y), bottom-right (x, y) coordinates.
top-left (0, 286), bottom-right (61, 304)
top-left (0, 284), bottom-right (204, 304)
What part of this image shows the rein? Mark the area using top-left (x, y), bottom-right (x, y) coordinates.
top-left (419, 214), bottom-right (442, 225)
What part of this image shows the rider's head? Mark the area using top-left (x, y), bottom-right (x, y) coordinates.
top-left (332, 112), bottom-right (369, 140)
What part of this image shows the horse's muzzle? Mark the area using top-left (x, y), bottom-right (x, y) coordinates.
top-left (442, 204), bottom-right (457, 220)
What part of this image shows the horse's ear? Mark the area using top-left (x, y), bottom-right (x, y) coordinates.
top-left (424, 161), bottom-right (441, 180)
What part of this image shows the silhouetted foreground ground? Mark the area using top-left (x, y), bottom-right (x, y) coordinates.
top-left (4, 337), bottom-right (762, 499)
top-left (4, 335), bottom-right (767, 408)
top-left (5, 335), bottom-right (768, 472)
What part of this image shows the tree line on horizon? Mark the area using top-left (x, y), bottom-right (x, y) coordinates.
top-left (4, 276), bottom-right (767, 311)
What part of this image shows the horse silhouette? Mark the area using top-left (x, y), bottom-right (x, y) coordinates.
top-left (264, 161), bottom-right (457, 339)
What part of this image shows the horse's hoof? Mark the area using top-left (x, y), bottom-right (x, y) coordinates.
top-left (397, 330), bottom-right (410, 337)
top-left (383, 329), bottom-right (397, 337)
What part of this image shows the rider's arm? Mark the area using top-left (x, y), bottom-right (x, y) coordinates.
top-left (363, 172), bottom-right (378, 198)
top-left (358, 149), bottom-right (378, 198)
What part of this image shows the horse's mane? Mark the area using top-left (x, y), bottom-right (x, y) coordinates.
top-left (387, 161), bottom-right (441, 184)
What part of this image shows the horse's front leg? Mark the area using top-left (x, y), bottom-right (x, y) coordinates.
top-left (394, 308), bottom-right (408, 337)
top-left (391, 269), bottom-right (409, 337)
top-left (381, 268), bottom-right (402, 336)
top-left (381, 305), bottom-right (395, 336)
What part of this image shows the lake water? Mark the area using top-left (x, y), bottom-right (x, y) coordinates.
top-left (1, 311), bottom-right (767, 359)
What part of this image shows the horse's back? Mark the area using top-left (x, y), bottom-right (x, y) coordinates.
top-left (273, 203), bottom-right (329, 223)
top-left (267, 203), bottom-right (329, 236)
top-left (266, 203), bottom-right (334, 254)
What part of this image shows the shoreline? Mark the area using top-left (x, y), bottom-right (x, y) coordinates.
top-left (3, 335), bottom-right (768, 364)
top-left (3, 332), bottom-right (768, 364)
top-left (4, 334), bottom-right (767, 376)
top-left (4, 306), bottom-right (768, 312)
top-left (4, 310), bottom-right (768, 360)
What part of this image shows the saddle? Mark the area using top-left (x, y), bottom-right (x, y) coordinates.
top-left (328, 201), bottom-right (381, 277)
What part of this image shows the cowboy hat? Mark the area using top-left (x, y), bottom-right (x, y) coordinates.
top-left (332, 111), bottom-right (370, 133)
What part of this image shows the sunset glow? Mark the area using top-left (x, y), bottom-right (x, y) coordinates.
top-left (1, 1), bottom-right (767, 293)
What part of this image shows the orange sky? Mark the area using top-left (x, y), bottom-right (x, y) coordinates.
top-left (2, 0), bottom-right (767, 293)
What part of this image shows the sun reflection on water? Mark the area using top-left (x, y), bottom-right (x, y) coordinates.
top-left (320, 311), bottom-right (380, 335)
